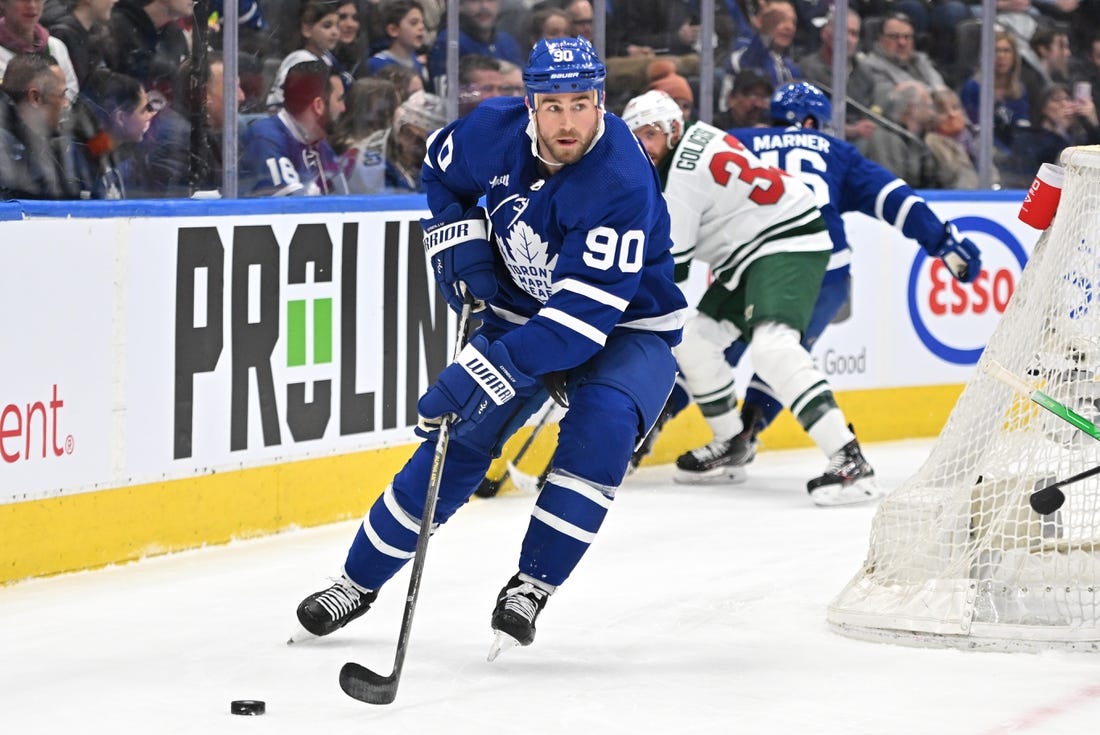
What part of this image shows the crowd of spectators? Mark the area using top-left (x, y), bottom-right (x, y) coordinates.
top-left (1, 0), bottom-right (1098, 199)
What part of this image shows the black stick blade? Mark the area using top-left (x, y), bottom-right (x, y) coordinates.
top-left (474, 476), bottom-right (502, 498)
top-left (339, 662), bottom-right (398, 705)
top-left (1030, 486), bottom-right (1066, 515)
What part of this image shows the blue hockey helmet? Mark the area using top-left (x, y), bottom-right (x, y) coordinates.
top-left (770, 82), bottom-right (832, 128)
top-left (523, 36), bottom-right (606, 107)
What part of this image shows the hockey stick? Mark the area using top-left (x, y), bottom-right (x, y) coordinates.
top-left (339, 297), bottom-right (473, 705)
top-left (474, 399), bottom-right (556, 498)
top-left (982, 360), bottom-right (1100, 441)
top-left (981, 359), bottom-right (1100, 514)
top-left (1029, 464), bottom-right (1100, 515)
top-left (506, 453), bottom-right (553, 495)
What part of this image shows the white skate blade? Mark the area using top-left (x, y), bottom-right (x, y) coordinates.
top-left (506, 461), bottom-right (541, 494)
top-left (673, 466), bottom-right (748, 485)
top-left (487, 631), bottom-right (520, 662)
top-left (809, 478), bottom-right (883, 507)
top-left (286, 625), bottom-right (319, 645)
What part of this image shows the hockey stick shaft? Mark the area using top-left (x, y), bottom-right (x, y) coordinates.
top-left (982, 360), bottom-right (1100, 441)
top-left (475, 399), bottom-right (556, 498)
top-left (340, 298), bottom-right (473, 705)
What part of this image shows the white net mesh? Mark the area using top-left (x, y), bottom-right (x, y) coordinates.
top-left (828, 146), bottom-right (1100, 651)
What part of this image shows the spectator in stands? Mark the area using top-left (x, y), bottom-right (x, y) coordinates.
top-left (1022, 27), bottom-right (1073, 120)
top-left (565, 0), bottom-right (594, 41)
top-left (608, 0), bottom-right (714, 58)
top-left (176, 52), bottom-right (244, 193)
top-left (106, 0), bottom-right (190, 93)
top-left (712, 67), bottom-right (774, 129)
top-left (498, 59), bottom-right (523, 97)
top-left (266, 0), bottom-right (350, 110)
top-left (427, 0), bottom-right (524, 95)
top-left (333, 0), bottom-right (368, 79)
top-left (332, 76), bottom-right (401, 157)
top-left (795, 8), bottom-right (860, 90)
top-left (724, 0), bottom-right (800, 92)
top-left (795, 9), bottom-right (876, 142)
top-left (71, 67), bottom-right (156, 197)
top-left (1070, 31), bottom-right (1100, 111)
top-left (340, 88), bottom-right (444, 193)
top-left (1005, 82), bottom-right (1100, 185)
top-left (925, 87), bottom-right (991, 189)
top-left (960, 29), bottom-right (1031, 153)
top-left (646, 58), bottom-right (694, 123)
top-left (456, 53), bottom-right (503, 116)
top-left (0, 0), bottom-right (79, 100)
top-left (367, 0), bottom-right (428, 82)
top-left (861, 79), bottom-right (938, 188)
top-left (242, 60), bottom-right (348, 196)
top-left (0, 52), bottom-right (79, 198)
top-left (373, 61), bottom-right (424, 100)
top-left (526, 6), bottom-right (571, 51)
top-left (48, 0), bottom-right (115, 88)
top-left (847, 12), bottom-right (945, 110)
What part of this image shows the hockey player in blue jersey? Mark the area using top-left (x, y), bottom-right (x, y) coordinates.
top-left (293, 37), bottom-right (687, 659)
top-left (630, 82), bottom-right (982, 480)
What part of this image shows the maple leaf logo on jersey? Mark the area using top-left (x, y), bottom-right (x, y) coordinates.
top-left (500, 221), bottom-right (558, 303)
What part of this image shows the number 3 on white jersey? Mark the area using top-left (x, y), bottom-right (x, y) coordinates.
top-left (583, 226), bottom-right (644, 272)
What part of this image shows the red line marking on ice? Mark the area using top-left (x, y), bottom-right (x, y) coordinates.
top-left (980, 683), bottom-right (1100, 734)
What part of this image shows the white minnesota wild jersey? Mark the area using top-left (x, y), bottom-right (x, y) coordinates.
top-left (663, 121), bottom-right (829, 289)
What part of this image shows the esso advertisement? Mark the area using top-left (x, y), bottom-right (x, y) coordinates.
top-left (908, 216), bottom-right (1030, 365)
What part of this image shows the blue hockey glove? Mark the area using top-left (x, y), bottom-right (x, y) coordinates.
top-left (930, 223), bottom-right (981, 283)
top-left (421, 203), bottom-right (497, 313)
top-left (417, 335), bottom-right (537, 438)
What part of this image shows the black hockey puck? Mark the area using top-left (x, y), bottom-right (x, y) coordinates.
top-left (230, 700), bottom-right (266, 716)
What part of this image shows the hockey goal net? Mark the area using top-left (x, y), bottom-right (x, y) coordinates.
top-left (828, 146), bottom-right (1100, 651)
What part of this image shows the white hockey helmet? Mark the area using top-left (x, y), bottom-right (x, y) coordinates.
top-left (622, 90), bottom-right (684, 147)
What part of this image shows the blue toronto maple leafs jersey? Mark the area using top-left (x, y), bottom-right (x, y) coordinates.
top-left (422, 96), bottom-right (687, 378)
top-left (729, 125), bottom-right (949, 280)
top-left (239, 112), bottom-right (344, 196)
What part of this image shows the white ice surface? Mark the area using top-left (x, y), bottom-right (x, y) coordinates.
top-left (4, 439), bottom-right (1100, 735)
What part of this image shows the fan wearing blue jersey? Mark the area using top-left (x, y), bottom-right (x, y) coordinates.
top-left (239, 60), bottom-right (347, 196)
top-left (623, 89), bottom-right (879, 506)
top-left (293, 38), bottom-right (687, 660)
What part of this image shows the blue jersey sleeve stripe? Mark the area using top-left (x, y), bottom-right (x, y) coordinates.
top-left (540, 308), bottom-right (608, 346)
top-left (619, 309), bottom-right (690, 332)
top-left (874, 179), bottom-right (905, 221)
top-left (893, 194), bottom-right (920, 230)
top-left (553, 277), bottom-right (631, 312)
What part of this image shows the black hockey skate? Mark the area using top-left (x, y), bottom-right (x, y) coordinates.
top-left (487, 573), bottom-right (553, 661)
top-left (674, 403), bottom-right (762, 484)
top-left (290, 575), bottom-right (377, 642)
top-left (806, 437), bottom-right (881, 507)
top-left (674, 434), bottom-right (756, 484)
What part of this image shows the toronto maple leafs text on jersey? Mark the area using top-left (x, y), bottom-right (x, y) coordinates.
top-left (421, 96), bottom-right (688, 378)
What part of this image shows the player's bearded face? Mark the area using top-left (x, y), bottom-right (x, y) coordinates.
top-left (533, 92), bottom-right (601, 166)
top-left (633, 125), bottom-right (672, 166)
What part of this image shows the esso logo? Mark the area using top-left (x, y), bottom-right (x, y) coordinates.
top-left (907, 216), bottom-right (1029, 365)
